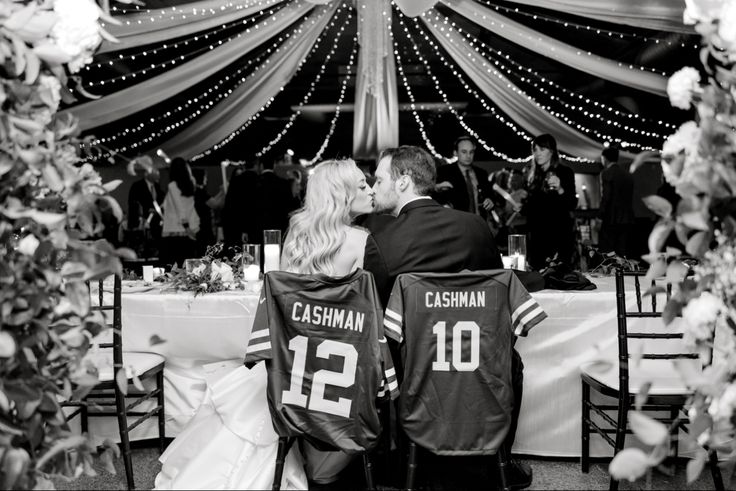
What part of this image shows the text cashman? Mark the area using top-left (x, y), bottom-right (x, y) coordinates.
top-left (424, 290), bottom-right (486, 308)
top-left (291, 301), bottom-right (365, 332)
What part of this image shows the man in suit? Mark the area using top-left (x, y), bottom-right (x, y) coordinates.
top-left (255, 157), bottom-right (301, 241)
top-left (127, 163), bottom-right (163, 258)
top-left (435, 136), bottom-right (495, 218)
top-left (367, 145), bottom-right (531, 490)
top-left (222, 160), bottom-right (261, 251)
top-left (598, 146), bottom-right (634, 257)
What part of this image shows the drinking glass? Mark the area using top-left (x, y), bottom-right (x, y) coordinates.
top-left (263, 229), bottom-right (281, 274)
top-left (508, 234), bottom-right (527, 271)
top-left (242, 244), bottom-right (261, 281)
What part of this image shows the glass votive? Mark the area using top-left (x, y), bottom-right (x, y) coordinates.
top-left (263, 229), bottom-right (281, 274)
top-left (508, 234), bottom-right (527, 271)
top-left (501, 256), bottom-right (515, 269)
top-left (184, 258), bottom-right (203, 273)
top-left (142, 265), bottom-right (154, 283)
top-left (242, 244), bottom-right (261, 282)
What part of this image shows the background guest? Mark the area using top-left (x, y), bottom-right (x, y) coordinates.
top-left (254, 155), bottom-right (300, 240)
top-left (598, 145), bottom-right (634, 257)
top-left (521, 134), bottom-right (577, 271)
top-left (192, 168), bottom-right (215, 256)
top-left (126, 156), bottom-right (163, 258)
top-left (222, 159), bottom-right (261, 253)
top-left (161, 157), bottom-right (200, 268)
top-left (435, 136), bottom-right (494, 220)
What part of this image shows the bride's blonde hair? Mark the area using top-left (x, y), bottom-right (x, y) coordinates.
top-left (281, 159), bottom-right (364, 275)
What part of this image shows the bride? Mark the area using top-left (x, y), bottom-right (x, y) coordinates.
top-left (155, 159), bottom-right (386, 490)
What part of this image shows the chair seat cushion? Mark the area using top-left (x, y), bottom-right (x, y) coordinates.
top-left (84, 349), bottom-right (165, 382)
top-left (580, 359), bottom-right (696, 396)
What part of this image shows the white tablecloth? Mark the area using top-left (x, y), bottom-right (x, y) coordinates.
top-left (89, 276), bottom-right (678, 457)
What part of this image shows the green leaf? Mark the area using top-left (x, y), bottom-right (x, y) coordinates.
top-left (679, 211), bottom-right (710, 231)
top-left (642, 195), bottom-right (673, 218)
top-left (648, 219), bottom-right (675, 253)
top-left (687, 449), bottom-right (708, 483)
top-left (64, 280), bottom-right (90, 316)
top-left (32, 42), bottom-right (72, 65)
top-left (11, 11), bottom-right (57, 43)
top-left (666, 261), bottom-right (689, 285)
top-left (149, 334), bottom-right (166, 346)
top-left (115, 368), bottom-right (128, 396)
top-left (686, 231), bottom-right (710, 257)
top-left (3, 3), bottom-right (38, 31)
top-left (634, 382), bottom-right (651, 411)
top-left (102, 179), bottom-right (122, 192)
top-left (24, 49), bottom-right (40, 84)
top-left (662, 299), bottom-right (682, 326)
top-left (100, 448), bottom-right (117, 474)
top-left (0, 331), bottom-right (17, 357)
top-left (629, 411), bottom-right (669, 446)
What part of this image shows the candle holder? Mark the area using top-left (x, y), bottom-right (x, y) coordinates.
top-left (507, 234), bottom-right (527, 271)
top-left (263, 229), bottom-right (281, 274)
top-left (242, 244), bottom-right (261, 282)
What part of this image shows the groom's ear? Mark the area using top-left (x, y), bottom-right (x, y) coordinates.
top-left (397, 175), bottom-right (411, 192)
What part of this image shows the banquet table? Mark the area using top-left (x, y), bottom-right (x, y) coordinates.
top-left (87, 275), bottom-right (674, 457)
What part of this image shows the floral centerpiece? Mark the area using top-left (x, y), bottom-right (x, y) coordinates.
top-left (609, 0), bottom-right (736, 484)
top-left (164, 243), bottom-right (246, 295)
top-left (1, 0), bottom-right (134, 488)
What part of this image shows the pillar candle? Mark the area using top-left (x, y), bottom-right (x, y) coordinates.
top-left (263, 244), bottom-right (280, 273)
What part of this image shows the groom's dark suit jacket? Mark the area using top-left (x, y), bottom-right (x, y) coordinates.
top-left (364, 198), bottom-right (502, 304)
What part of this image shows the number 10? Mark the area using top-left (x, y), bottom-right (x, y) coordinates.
top-left (432, 321), bottom-right (480, 372)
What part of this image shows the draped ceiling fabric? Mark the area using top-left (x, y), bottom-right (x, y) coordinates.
top-left (501, 0), bottom-right (692, 33)
top-left (421, 13), bottom-right (627, 161)
top-left (69, 0), bottom-right (688, 162)
top-left (443, 0), bottom-right (668, 97)
top-left (98, 0), bottom-right (288, 54)
top-left (63, 0), bottom-right (313, 131)
top-left (352, 0), bottom-right (399, 159)
top-left (160, 2), bottom-right (339, 159)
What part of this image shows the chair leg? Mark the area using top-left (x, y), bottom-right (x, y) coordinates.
top-left (115, 378), bottom-right (135, 490)
top-left (608, 396), bottom-right (629, 491)
top-left (363, 453), bottom-right (375, 491)
top-left (707, 447), bottom-right (725, 491)
top-left (272, 437), bottom-right (294, 491)
top-left (405, 441), bottom-right (418, 491)
top-left (581, 380), bottom-right (590, 473)
top-left (156, 370), bottom-right (166, 454)
top-left (496, 445), bottom-right (511, 491)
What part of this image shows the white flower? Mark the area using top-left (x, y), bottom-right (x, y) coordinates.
top-left (683, 0), bottom-right (723, 24)
top-left (16, 234), bottom-right (40, 256)
top-left (210, 262), bottom-right (234, 283)
top-left (708, 383), bottom-right (736, 421)
top-left (50, 0), bottom-right (101, 73)
top-left (662, 121), bottom-right (701, 157)
top-left (667, 67), bottom-right (700, 110)
top-left (682, 292), bottom-right (723, 344)
top-left (38, 75), bottom-right (61, 112)
top-left (718, 1), bottom-right (736, 49)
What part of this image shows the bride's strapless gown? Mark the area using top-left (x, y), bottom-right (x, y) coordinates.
top-left (154, 360), bottom-right (307, 490)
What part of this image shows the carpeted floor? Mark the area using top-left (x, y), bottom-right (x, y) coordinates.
top-left (51, 445), bottom-right (731, 490)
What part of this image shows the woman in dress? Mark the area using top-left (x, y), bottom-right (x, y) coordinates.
top-left (161, 157), bottom-right (200, 268)
top-left (521, 134), bottom-right (578, 270)
top-left (155, 159), bottom-right (385, 490)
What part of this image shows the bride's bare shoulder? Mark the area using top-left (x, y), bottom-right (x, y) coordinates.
top-left (345, 226), bottom-right (370, 247)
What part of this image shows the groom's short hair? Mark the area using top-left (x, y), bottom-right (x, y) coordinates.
top-left (378, 146), bottom-right (436, 196)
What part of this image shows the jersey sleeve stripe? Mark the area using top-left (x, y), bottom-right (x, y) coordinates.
top-left (249, 328), bottom-right (269, 340)
top-left (245, 340), bottom-right (272, 354)
top-left (511, 298), bottom-right (536, 324)
top-left (385, 308), bottom-right (402, 323)
top-left (383, 318), bottom-right (403, 342)
top-left (513, 305), bottom-right (547, 336)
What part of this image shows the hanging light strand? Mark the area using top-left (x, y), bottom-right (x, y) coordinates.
top-left (195, 5), bottom-right (348, 161)
top-left (106, 0), bottom-right (282, 27)
top-left (306, 40), bottom-right (358, 165)
top-left (476, 0), bottom-right (699, 49)
top-left (84, 4), bottom-right (291, 89)
top-left (85, 5), bottom-right (343, 162)
top-left (256, 19), bottom-right (355, 157)
top-left (420, 11), bottom-right (659, 157)
top-left (428, 11), bottom-right (676, 131)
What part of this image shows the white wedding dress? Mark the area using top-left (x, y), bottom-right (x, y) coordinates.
top-left (154, 360), bottom-right (307, 490)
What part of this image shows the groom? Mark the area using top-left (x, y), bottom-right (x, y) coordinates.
top-left (364, 145), bottom-right (531, 490)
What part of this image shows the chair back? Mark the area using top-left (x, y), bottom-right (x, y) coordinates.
top-left (386, 270), bottom-right (544, 456)
top-left (244, 269), bottom-right (396, 454)
top-left (614, 268), bottom-right (699, 399)
top-left (89, 275), bottom-right (123, 373)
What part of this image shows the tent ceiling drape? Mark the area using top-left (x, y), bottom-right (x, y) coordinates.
top-left (67, 0), bottom-right (690, 163)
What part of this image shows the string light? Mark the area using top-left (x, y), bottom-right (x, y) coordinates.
top-left (420, 10), bottom-right (663, 158)
top-left (436, 0), bottom-right (670, 77)
top-left (84, 4), bottom-right (290, 89)
top-left (426, 11), bottom-right (676, 132)
top-left (195, 5), bottom-right (347, 161)
top-left (306, 40), bottom-right (358, 165)
top-left (86, 5), bottom-right (343, 162)
top-left (477, 0), bottom-right (700, 49)
top-left (396, 11), bottom-right (533, 148)
top-left (397, 11), bottom-right (534, 162)
top-left (256, 20), bottom-right (355, 157)
top-left (104, 0), bottom-right (281, 27)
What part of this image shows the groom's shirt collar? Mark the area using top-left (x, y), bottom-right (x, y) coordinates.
top-left (397, 196), bottom-right (432, 216)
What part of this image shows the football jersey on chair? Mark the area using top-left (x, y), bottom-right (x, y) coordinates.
top-left (245, 269), bottom-right (398, 453)
top-left (384, 270), bottom-right (546, 455)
